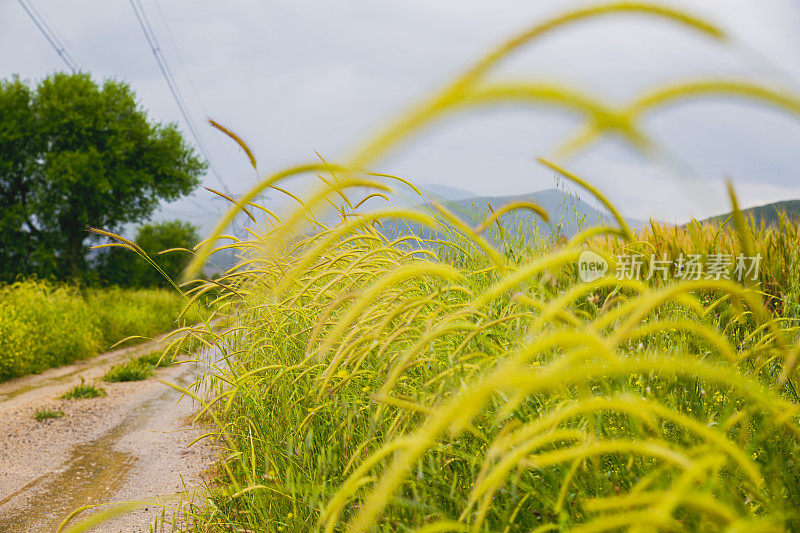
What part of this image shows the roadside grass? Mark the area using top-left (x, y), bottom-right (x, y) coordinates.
top-left (61, 379), bottom-right (106, 400)
top-left (104, 359), bottom-right (154, 383)
top-left (136, 350), bottom-right (175, 368)
top-left (176, 3), bottom-right (800, 527)
top-left (34, 408), bottom-right (64, 421)
top-left (185, 182), bottom-right (800, 531)
top-left (103, 350), bottom-right (175, 383)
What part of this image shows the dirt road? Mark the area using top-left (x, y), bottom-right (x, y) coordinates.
top-left (0, 340), bottom-right (214, 532)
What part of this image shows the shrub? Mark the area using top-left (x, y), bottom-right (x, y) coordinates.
top-left (0, 280), bottom-right (199, 382)
top-left (0, 281), bottom-right (101, 380)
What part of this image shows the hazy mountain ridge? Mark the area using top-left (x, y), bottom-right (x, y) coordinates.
top-left (437, 188), bottom-right (649, 238)
top-left (696, 199), bottom-right (800, 228)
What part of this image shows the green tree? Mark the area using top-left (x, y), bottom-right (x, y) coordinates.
top-left (0, 77), bottom-right (52, 279)
top-left (0, 72), bottom-right (206, 281)
top-left (98, 219), bottom-right (200, 288)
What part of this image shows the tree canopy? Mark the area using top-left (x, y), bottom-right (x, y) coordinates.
top-left (0, 72), bottom-right (206, 281)
top-left (97, 219), bottom-right (201, 288)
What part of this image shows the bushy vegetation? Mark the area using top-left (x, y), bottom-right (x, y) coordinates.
top-left (0, 279), bottom-right (192, 381)
top-left (96, 219), bottom-right (201, 288)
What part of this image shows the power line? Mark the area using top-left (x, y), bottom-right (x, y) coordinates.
top-left (129, 0), bottom-right (228, 192)
top-left (128, 0), bottom-right (232, 195)
top-left (19, 0), bottom-right (223, 222)
top-left (153, 0), bottom-right (209, 121)
top-left (17, 0), bottom-right (80, 72)
top-left (151, 0), bottom-right (232, 214)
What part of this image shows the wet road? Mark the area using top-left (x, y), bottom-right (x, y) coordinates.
top-left (0, 342), bottom-right (213, 532)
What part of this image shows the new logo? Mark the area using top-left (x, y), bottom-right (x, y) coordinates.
top-left (578, 250), bottom-right (608, 283)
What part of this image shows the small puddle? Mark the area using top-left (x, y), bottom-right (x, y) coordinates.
top-left (0, 428), bottom-right (136, 532)
top-left (0, 362), bottom-right (200, 532)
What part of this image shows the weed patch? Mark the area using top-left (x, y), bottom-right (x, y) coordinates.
top-left (34, 409), bottom-right (64, 421)
top-left (61, 379), bottom-right (106, 400)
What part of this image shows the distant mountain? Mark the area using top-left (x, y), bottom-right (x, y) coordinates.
top-left (437, 188), bottom-right (648, 239)
top-left (696, 199), bottom-right (800, 228)
top-left (368, 187), bottom-right (647, 243)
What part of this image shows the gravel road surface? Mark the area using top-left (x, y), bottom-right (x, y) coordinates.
top-left (0, 340), bottom-right (214, 532)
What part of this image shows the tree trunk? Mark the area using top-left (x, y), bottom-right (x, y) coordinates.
top-left (64, 224), bottom-right (85, 281)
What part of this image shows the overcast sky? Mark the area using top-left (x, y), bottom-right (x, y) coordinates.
top-left (3, 0), bottom-right (800, 230)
